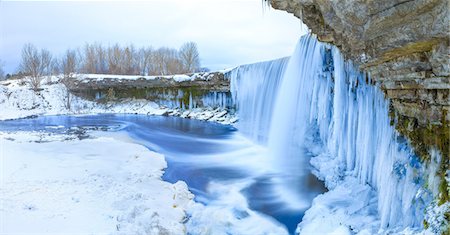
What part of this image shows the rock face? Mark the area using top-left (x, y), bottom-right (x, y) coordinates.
top-left (269, 0), bottom-right (449, 157)
top-left (65, 72), bottom-right (229, 93)
top-left (64, 72), bottom-right (233, 110)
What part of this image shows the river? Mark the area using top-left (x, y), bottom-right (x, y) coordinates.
top-left (0, 114), bottom-right (326, 234)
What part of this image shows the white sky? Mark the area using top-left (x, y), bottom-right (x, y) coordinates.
top-left (0, 0), bottom-right (307, 74)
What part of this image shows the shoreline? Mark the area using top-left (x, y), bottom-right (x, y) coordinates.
top-left (0, 76), bottom-right (238, 125)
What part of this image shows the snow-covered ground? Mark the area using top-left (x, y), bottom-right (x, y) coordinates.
top-left (0, 130), bottom-right (194, 234)
top-left (75, 71), bottom-right (225, 82)
top-left (0, 76), bottom-right (237, 124)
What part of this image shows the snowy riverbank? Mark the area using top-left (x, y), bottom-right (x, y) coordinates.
top-left (0, 76), bottom-right (237, 124)
top-left (0, 130), bottom-right (194, 234)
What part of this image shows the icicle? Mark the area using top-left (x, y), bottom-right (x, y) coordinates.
top-left (230, 34), bottom-right (425, 231)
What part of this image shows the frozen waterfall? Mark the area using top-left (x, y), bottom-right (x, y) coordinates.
top-left (229, 35), bottom-right (426, 232)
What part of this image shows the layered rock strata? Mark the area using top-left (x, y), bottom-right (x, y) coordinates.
top-left (269, 0), bottom-right (449, 159)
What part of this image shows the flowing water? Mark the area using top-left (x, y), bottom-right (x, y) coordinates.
top-left (0, 114), bottom-right (325, 234)
top-left (1, 34), bottom-right (426, 233)
top-left (230, 35), bottom-right (425, 231)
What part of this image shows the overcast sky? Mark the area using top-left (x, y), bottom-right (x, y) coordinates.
top-left (0, 0), bottom-right (307, 74)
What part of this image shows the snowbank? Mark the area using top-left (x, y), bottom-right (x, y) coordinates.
top-left (0, 131), bottom-right (195, 234)
top-left (75, 72), bottom-right (218, 82)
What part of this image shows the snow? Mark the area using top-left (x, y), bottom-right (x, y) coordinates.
top-left (0, 131), bottom-right (195, 234)
top-left (424, 201), bottom-right (450, 234)
top-left (173, 74), bottom-right (193, 82)
top-left (0, 77), bottom-right (236, 125)
top-left (76, 72), bottom-right (212, 82)
top-left (77, 73), bottom-right (157, 81)
top-left (297, 177), bottom-right (379, 234)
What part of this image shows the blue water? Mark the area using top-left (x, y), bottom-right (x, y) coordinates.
top-left (0, 114), bottom-right (326, 234)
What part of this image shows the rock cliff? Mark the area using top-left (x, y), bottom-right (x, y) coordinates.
top-left (64, 72), bottom-right (232, 110)
top-left (268, 0), bottom-right (449, 220)
top-left (269, 0), bottom-right (449, 153)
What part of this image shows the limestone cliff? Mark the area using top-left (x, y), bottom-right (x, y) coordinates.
top-left (269, 1), bottom-right (449, 152)
top-left (64, 72), bottom-right (232, 110)
top-left (268, 0), bottom-right (449, 218)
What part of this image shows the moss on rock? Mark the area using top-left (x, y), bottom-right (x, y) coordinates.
top-left (393, 110), bottom-right (449, 205)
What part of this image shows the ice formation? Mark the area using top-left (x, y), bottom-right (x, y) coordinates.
top-left (229, 35), bottom-right (427, 232)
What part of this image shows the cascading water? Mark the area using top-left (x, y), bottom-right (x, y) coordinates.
top-left (229, 57), bottom-right (289, 143)
top-left (230, 34), bottom-right (427, 233)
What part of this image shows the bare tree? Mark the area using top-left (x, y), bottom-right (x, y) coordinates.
top-left (0, 59), bottom-right (5, 80)
top-left (107, 44), bottom-right (122, 74)
top-left (138, 47), bottom-right (152, 75)
top-left (168, 48), bottom-right (184, 74)
top-left (153, 47), bottom-right (183, 75)
top-left (106, 44), bottom-right (139, 75)
top-left (95, 43), bottom-right (108, 74)
top-left (153, 48), bottom-right (168, 75)
top-left (122, 45), bottom-right (138, 75)
top-left (51, 59), bottom-right (60, 75)
top-left (15, 41), bottom-right (203, 78)
top-left (144, 49), bottom-right (158, 75)
top-left (61, 49), bottom-right (78, 78)
top-left (60, 49), bottom-right (79, 110)
top-left (81, 43), bottom-right (107, 74)
top-left (19, 43), bottom-right (52, 90)
top-left (40, 49), bottom-right (53, 75)
top-left (179, 42), bottom-right (200, 73)
top-left (81, 44), bottom-right (94, 73)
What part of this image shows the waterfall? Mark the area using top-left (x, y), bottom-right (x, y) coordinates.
top-left (229, 57), bottom-right (289, 143)
top-left (230, 34), bottom-right (426, 232)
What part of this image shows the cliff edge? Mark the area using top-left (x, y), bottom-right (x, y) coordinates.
top-left (269, 0), bottom-right (449, 222)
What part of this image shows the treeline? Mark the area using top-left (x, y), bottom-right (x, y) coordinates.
top-left (1, 42), bottom-right (204, 90)
top-left (0, 59), bottom-right (4, 80)
top-left (15, 41), bottom-right (203, 78)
